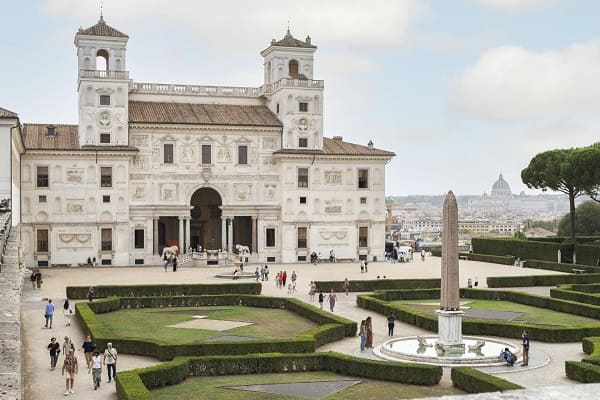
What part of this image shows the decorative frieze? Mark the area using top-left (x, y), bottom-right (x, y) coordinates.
top-left (66, 201), bottom-right (84, 215)
top-left (235, 183), bottom-right (252, 201)
top-left (66, 169), bottom-right (84, 184)
top-left (324, 171), bottom-right (342, 185)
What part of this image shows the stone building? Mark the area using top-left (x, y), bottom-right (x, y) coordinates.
top-left (13, 17), bottom-right (394, 267)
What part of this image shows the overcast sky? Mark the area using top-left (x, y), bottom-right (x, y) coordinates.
top-left (2, 0), bottom-right (598, 196)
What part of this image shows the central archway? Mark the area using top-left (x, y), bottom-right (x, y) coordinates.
top-left (190, 188), bottom-right (222, 250)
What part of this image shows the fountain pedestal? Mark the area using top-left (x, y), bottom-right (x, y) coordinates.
top-left (436, 310), bottom-right (465, 353)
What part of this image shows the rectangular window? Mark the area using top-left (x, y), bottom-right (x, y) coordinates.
top-left (39, 195), bottom-right (47, 203)
top-left (102, 195), bottom-right (110, 203)
top-left (266, 228), bottom-right (276, 247)
top-left (164, 144), bottom-right (174, 164)
top-left (297, 168), bottom-right (309, 188)
top-left (100, 167), bottom-right (112, 187)
top-left (359, 226), bottom-right (368, 248)
top-left (37, 229), bottom-right (49, 252)
top-left (100, 133), bottom-right (111, 144)
top-left (299, 196), bottom-right (307, 204)
top-left (297, 227), bottom-right (307, 249)
top-left (36, 166), bottom-right (49, 188)
top-left (134, 259), bottom-right (145, 265)
top-left (298, 138), bottom-right (308, 148)
top-left (101, 259), bottom-right (112, 265)
top-left (238, 145), bottom-right (248, 165)
top-left (358, 169), bottom-right (369, 189)
top-left (134, 229), bottom-right (144, 249)
top-left (101, 228), bottom-right (112, 251)
top-left (299, 102), bottom-right (308, 112)
top-left (202, 145), bottom-right (212, 165)
top-left (99, 95), bottom-right (111, 106)
top-left (276, 103), bottom-right (280, 113)
top-left (360, 197), bottom-right (367, 204)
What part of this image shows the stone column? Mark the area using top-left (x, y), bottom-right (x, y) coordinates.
top-left (178, 216), bottom-right (184, 252)
top-left (153, 217), bottom-right (159, 255)
top-left (441, 190), bottom-right (460, 310)
top-left (221, 217), bottom-right (227, 251)
top-left (227, 217), bottom-right (233, 253)
top-left (251, 216), bottom-right (257, 254)
top-left (185, 217), bottom-right (191, 253)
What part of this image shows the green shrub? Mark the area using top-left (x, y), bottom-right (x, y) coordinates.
top-left (116, 371), bottom-right (150, 400)
top-left (487, 273), bottom-right (600, 288)
top-left (466, 253), bottom-right (516, 265)
top-left (66, 282), bottom-right (262, 299)
top-left (526, 260), bottom-right (600, 274)
top-left (315, 278), bottom-right (440, 293)
top-left (565, 361), bottom-right (600, 383)
top-left (550, 286), bottom-right (600, 306)
top-left (451, 367), bottom-right (523, 393)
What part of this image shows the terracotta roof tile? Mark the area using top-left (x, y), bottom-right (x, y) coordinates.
top-left (0, 107), bottom-right (18, 118)
top-left (271, 30), bottom-right (316, 49)
top-left (77, 18), bottom-right (128, 38)
top-left (129, 101), bottom-right (283, 127)
top-left (274, 137), bottom-right (395, 157)
top-left (22, 124), bottom-right (80, 150)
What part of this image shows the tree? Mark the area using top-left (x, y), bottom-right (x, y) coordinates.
top-left (578, 143), bottom-right (600, 203)
top-left (558, 201), bottom-right (600, 236)
top-left (521, 147), bottom-right (591, 241)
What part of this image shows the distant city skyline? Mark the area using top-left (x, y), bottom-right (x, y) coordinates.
top-left (2, 0), bottom-right (599, 195)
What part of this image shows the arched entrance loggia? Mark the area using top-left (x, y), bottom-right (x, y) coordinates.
top-left (190, 188), bottom-right (222, 250)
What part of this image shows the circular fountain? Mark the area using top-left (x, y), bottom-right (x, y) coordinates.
top-left (374, 335), bottom-right (520, 366)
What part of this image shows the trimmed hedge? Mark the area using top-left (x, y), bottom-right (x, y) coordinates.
top-left (466, 253), bottom-right (515, 265)
top-left (67, 282), bottom-right (261, 299)
top-left (526, 260), bottom-right (600, 274)
top-left (487, 273), bottom-right (600, 288)
top-left (550, 285), bottom-right (600, 306)
top-left (76, 294), bottom-right (356, 361)
top-left (357, 288), bottom-right (600, 342)
top-left (117, 352), bottom-right (444, 400)
top-left (314, 278), bottom-right (440, 293)
top-left (451, 367), bottom-right (523, 393)
top-left (565, 361), bottom-right (600, 383)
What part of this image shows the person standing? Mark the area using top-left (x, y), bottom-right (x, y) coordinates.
top-left (92, 257), bottom-right (97, 268)
top-left (47, 337), bottom-right (60, 370)
top-left (359, 320), bottom-right (367, 351)
top-left (63, 299), bottom-right (72, 327)
top-left (87, 287), bottom-right (95, 302)
top-left (35, 270), bottom-right (43, 289)
top-left (343, 278), bottom-right (350, 296)
top-left (61, 348), bottom-right (78, 395)
top-left (103, 342), bottom-right (118, 383)
top-left (163, 253), bottom-right (168, 272)
top-left (264, 265), bottom-right (269, 280)
top-left (81, 334), bottom-right (96, 367)
top-left (386, 312), bottom-right (396, 336)
top-left (172, 255), bottom-right (178, 272)
top-left (522, 330), bottom-right (530, 366)
top-left (421, 249), bottom-right (426, 261)
top-left (62, 336), bottom-right (75, 355)
top-left (318, 290), bottom-right (324, 310)
top-left (30, 270), bottom-right (37, 289)
top-left (328, 289), bottom-right (337, 312)
top-left (44, 299), bottom-right (55, 329)
top-left (255, 267), bottom-right (260, 281)
top-left (360, 260), bottom-right (365, 273)
top-left (88, 350), bottom-right (103, 390)
top-left (365, 316), bottom-right (373, 348)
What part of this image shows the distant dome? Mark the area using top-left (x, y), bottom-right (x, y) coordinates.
top-left (491, 174), bottom-right (511, 197)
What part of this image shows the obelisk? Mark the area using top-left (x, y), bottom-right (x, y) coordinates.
top-left (436, 190), bottom-right (465, 352)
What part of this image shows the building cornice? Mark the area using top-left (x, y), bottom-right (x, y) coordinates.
top-left (129, 123), bottom-right (282, 134)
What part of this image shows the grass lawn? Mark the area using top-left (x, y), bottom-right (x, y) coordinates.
top-left (391, 299), bottom-right (599, 327)
top-left (97, 306), bottom-right (317, 344)
top-left (150, 371), bottom-right (464, 400)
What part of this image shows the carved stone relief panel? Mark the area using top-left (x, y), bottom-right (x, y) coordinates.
top-left (66, 199), bottom-right (84, 215)
top-left (262, 156), bottom-right (275, 169)
top-left (66, 169), bottom-right (84, 184)
top-left (264, 184), bottom-right (277, 201)
top-left (132, 135), bottom-right (149, 148)
top-left (263, 137), bottom-right (277, 150)
top-left (160, 184), bottom-right (178, 201)
top-left (217, 147), bottom-right (232, 162)
top-left (133, 185), bottom-right (146, 201)
top-left (57, 233), bottom-right (92, 248)
top-left (324, 200), bottom-right (343, 214)
top-left (234, 183), bottom-right (252, 201)
top-left (132, 156), bottom-right (148, 170)
top-left (180, 144), bottom-right (196, 163)
top-left (318, 229), bottom-right (349, 244)
top-left (324, 171), bottom-right (342, 185)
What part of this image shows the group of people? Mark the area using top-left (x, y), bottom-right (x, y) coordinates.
top-left (29, 269), bottom-right (43, 289)
top-left (309, 249), bottom-right (337, 264)
top-left (162, 253), bottom-right (178, 272)
top-left (47, 334), bottom-right (118, 395)
top-left (86, 257), bottom-right (97, 268)
top-left (255, 265), bottom-right (270, 281)
top-left (499, 330), bottom-right (530, 367)
top-left (358, 317), bottom-right (374, 351)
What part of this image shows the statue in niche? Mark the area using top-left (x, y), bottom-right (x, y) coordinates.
top-left (114, 113), bottom-right (124, 126)
top-left (98, 111), bottom-right (111, 127)
top-left (133, 156), bottom-right (146, 169)
top-left (182, 146), bottom-right (194, 162)
top-left (265, 184), bottom-right (276, 201)
top-left (236, 184), bottom-right (251, 201)
top-left (218, 147), bottom-right (232, 162)
top-left (298, 118), bottom-right (308, 132)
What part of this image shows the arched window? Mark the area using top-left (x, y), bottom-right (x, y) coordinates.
top-left (96, 49), bottom-right (109, 71)
top-left (289, 59), bottom-right (299, 76)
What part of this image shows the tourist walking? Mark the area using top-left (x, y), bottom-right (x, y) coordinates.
top-left (328, 289), bottom-right (337, 312)
top-left (87, 257), bottom-right (92, 267)
top-left (360, 260), bottom-right (365, 273)
top-left (88, 350), bottom-right (103, 390)
top-left (343, 278), bottom-right (350, 296)
top-left (47, 337), bottom-right (60, 370)
top-left (35, 270), bottom-right (43, 289)
top-left (63, 299), bottom-right (72, 327)
top-left (163, 253), bottom-right (168, 272)
top-left (87, 287), bottom-right (95, 302)
top-left (318, 290), bottom-right (324, 310)
top-left (103, 342), bottom-right (118, 383)
top-left (264, 266), bottom-right (269, 280)
top-left (44, 299), bottom-right (55, 329)
top-left (282, 271), bottom-right (287, 287)
top-left (522, 330), bottom-right (530, 366)
top-left (30, 270), bottom-right (37, 289)
top-left (359, 320), bottom-right (367, 351)
top-left (172, 256), bottom-right (178, 272)
top-left (365, 316), bottom-right (373, 348)
top-left (308, 281), bottom-right (315, 301)
top-left (92, 257), bottom-right (97, 268)
top-left (61, 348), bottom-right (78, 395)
top-left (387, 312), bottom-right (396, 336)
top-left (421, 249), bottom-right (425, 261)
top-left (81, 334), bottom-right (96, 367)
top-left (364, 261), bottom-right (368, 273)
top-left (62, 336), bottom-right (75, 355)
top-left (255, 267), bottom-right (260, 281)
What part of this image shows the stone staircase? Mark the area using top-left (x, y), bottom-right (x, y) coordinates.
top-left (0, 224), bottom-right (23, 400)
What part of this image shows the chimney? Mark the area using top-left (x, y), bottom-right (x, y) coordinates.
top-left (271, 39), bottom-right (276, 45)
top-left (306, 35), bottom-right (311, 45)
top-left (333, 136), bottom-right (343, 141)
top-left (367, 140), bottom-right (373, 149)
top-left (46, 125), bottom-right (56, 137)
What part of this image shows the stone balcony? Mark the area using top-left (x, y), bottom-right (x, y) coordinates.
top-left (80, 69), bottom-right (130, 80)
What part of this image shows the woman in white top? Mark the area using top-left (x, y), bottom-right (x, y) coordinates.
top-left (88, 350), bottom-right (103, 390)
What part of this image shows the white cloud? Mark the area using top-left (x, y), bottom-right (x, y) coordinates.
top-left (471, 0), bottom-right (555, 12)
top-left (45, 0), bottom-right (426, 50)
top-left (450, 40), bottom-right (600, 121)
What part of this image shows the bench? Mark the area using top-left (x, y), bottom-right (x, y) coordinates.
top-left (572, 269), bottom-right (585, 274)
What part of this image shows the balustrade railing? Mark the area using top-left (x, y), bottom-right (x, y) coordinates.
top-left (80, 69), bottom-right (130, 79)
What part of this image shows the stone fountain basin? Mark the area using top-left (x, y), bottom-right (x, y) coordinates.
top-left (374, 335), bottom-right (520, 367)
